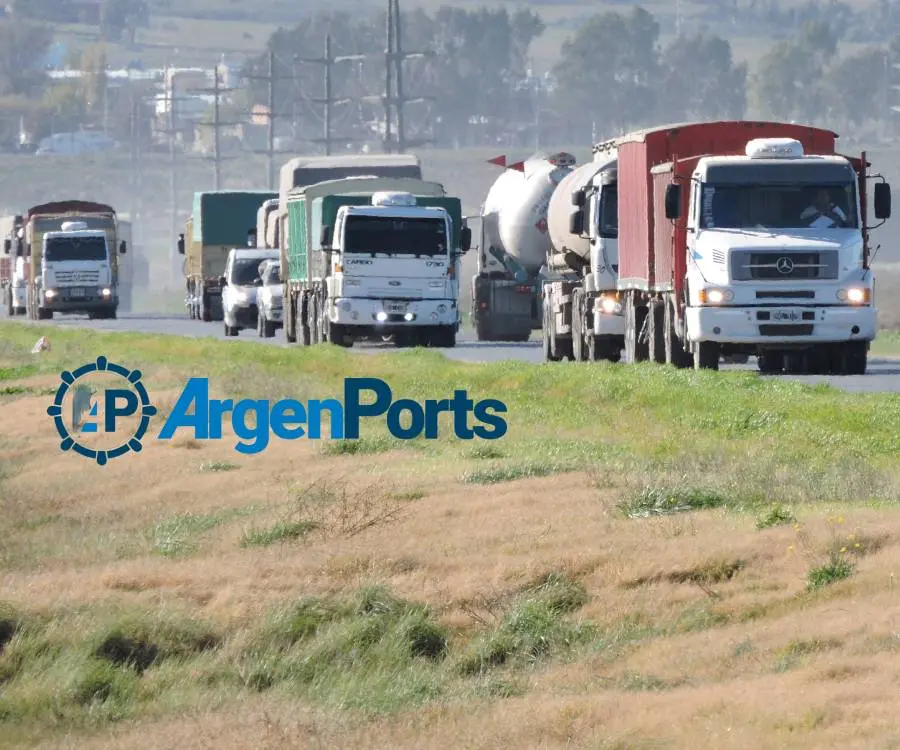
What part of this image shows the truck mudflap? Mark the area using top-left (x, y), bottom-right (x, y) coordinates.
top-left (472, 275), bottom-right (536, 341)
top-left (685, 305), bottom-right (877, 344)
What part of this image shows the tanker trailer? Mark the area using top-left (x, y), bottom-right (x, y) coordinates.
top-left (471, 152), bottom-right (576, 342)
top-left (542, 155), bottom-right (624, 361)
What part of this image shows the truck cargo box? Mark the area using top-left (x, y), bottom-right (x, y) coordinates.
top-left (608, 121), bottom-right (841, 291)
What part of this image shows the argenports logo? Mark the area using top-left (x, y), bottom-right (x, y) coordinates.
top-left (49, 359), bottom-right (508, 462)
top-left (47, 356), bottom-right (157, 465)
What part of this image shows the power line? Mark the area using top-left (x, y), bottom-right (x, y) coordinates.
top-left (187, 68), bottom-right (243, 190)
top-left (292, 34), bottom-right (373, 156)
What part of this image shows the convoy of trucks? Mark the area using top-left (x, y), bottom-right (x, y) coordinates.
top-left (3, 118), bottom-right (891, 378)
top-left (177, 190), bottom-right (277, 321)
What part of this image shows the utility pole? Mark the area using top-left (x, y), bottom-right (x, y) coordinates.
top-left (370, 0), bottom-right (435, 153)
top-left (293, 35), bottom-right (369, 155)
top-left (245, 49), bottom-right (299, 189)
top-left (189, 66), bottom-right (240, 190)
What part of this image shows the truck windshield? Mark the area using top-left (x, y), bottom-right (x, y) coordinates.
top-left (343, 216), bottom-right (448, 256)
top-left (44, 236), bottom-right (108, 262)
top-left (597, 186), bottom-right (618, 236)
top-left (700, 182), bottom-right (859, 230)
top-left (229, 259), bottom-right (265, 286)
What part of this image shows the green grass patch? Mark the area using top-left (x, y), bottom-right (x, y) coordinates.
top-left (807, 553), bottom-right (855, 591)
top-left (756, 504), bottom-right (797, 529)
top-left (199, 460), bottom-right (239, 472)
top-left (148, 506), bottom-right (260, 557)
top-left (618, 487), bottom-right (729, 518)
top-left (239, 520), bottom-right (320, 548)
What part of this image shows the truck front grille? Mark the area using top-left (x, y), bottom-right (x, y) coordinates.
top-left (54, 270), bottom-right (100, 285)
top-left (731, 250), bottom-right (838, 281)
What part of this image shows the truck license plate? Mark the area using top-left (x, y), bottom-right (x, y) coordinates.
top-left (772, 310), bottom-right (801, 322)
top-left (387, 302), bottom-right (406, 313)
top-left (69, 288), bottom-right (85, 298)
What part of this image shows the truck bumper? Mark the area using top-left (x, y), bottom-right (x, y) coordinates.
top-left (592, 311), bottom-right (625, 337)
top-left (328, 298), bottom-right (458, 328)
top-left (266, 306), bottom-right (283, 323)
top-left (226, 303), bottom-right (259, 329)
top-left (685, 305), bottom-right (877, 345)
top-left (42, 288), bottom-right (117, 312)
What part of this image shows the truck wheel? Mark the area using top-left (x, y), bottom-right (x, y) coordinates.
top-left (647, 299), bottom-right (666, 364)
top-left (38, 308), bottom-right (52, 320)
top-left (663, 297), bottom-right (691, 368)
top-left (693, 341), bottom-right (719, 370)
top-left (831, 341), bottom-right (867, 375)
top-left (542, 299), bottom-right (560, 362)
top-left (474, 318), bottom-right (492, 342)
top-left (224, 320), bottom-right (238, 337)
top-left (757, 351), bottom-right (782, 374)
top-left (571, 289), bottom-right (586, 361)
top-left (200, 289), bottom-right (212, 322)
top-left (330, 323), bottom-right (352, 347)
top-left (431, 325), bottom-right (456, 348)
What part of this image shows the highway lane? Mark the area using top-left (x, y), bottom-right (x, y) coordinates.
top-left (6, 312), bottom-right (900, 393)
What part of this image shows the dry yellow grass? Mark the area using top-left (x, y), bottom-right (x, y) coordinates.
top-left (3, 361), bottom-right (900, 748)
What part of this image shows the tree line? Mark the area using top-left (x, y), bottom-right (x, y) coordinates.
top-left (0, 2), bottom-right (897, 149)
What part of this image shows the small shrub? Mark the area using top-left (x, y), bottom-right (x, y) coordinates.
top-left (240, 520), bottom-right (320, 548)
top-left (807, 552), bottom-right (854, 591)
top-left (757, 504), bottom-right (796, 529)
top-left (618, 487), bottom-right (728, 518)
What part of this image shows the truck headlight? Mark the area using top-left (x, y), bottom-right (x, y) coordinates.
top-left (101, 288), bottom-right (111, 297)
top-left (698, 288), bottom-right (734, 304)
top-left (44, 289), bottom-right (56, 299)
top-left (837, 287), bottom-right (870, 304)
top-left (599, 294), bottom-right (622, 314)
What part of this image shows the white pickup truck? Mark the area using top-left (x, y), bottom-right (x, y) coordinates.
top-left (255, 258), bottom-right (283, 338)
top-left (222, 246), bottom-right (279, 336)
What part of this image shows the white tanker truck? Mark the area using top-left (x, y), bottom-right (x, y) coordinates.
top-left (541, 154), bottom-right (625, 361)
top-left (471, 152), bottom-right (576, 341)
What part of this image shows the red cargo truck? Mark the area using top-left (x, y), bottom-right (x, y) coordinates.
top-left (600, 120), bottom-right (891, 374)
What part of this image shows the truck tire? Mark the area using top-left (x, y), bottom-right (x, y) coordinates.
top-left (284, 294), bottom-right (297, 343)
top-left (542, 298), bottom-right (561, 362)
top-left (37, 308), bottom-right (52, 320)
top-left (663, 297), bottom-right (691, 368)
top-left (431, 325), bottom-right (456, 348)
top-left (474, 318), bottom-right (492, 342)
top-left (571, 289), bottom-right (586, 361)
top-left (830, 341), bottom-right (867, 375)
top-left (693, 341), bottom-right (719, 370)
top-left (647, 299), bottom-right (666, 364)
top-left (757, 351), bottom-right (782, 374)
top-left (309, 295), bottom-right (321, 344)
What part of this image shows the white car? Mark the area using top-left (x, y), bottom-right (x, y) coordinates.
top-left (222, 247), bottom-right (278, 337)
top-left (256, 259), bottom-right (283, 338)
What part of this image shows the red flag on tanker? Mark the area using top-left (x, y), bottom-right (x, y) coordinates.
top-left (486, 155), bottom-right (507, 167)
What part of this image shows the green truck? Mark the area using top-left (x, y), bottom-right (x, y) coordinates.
top-left (177, 189), bottom-right (276, 321)
top-left (282, 177), bottom-right (470, 348)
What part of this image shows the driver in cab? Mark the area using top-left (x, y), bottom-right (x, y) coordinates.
top-left (800, 188), bottom-right (847, 228)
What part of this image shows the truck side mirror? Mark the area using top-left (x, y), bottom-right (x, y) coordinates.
top-left (571, 189), bottom-right (586, 208)
top-left (460, 226), bottom-right (472, 252)
top-left (320, 225), bottom-right (332, 248)
top-left (177, 234), bottom-right (185, 255)
top-left (665, 183), bottom-right (681, 220)
top-left (3, 239), bottom-right (9, 255)
top-left (119, 240), bottom-right (127, 254)
top-left (874, 182), bottom-right (891, 220)
top-left (569, 209), bottom-right (584, 235)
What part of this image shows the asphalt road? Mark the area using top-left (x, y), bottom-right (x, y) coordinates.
top-left (6, 312), bottom-right (900, 393)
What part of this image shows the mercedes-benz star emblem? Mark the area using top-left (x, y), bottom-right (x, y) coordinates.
top-left (776, 257), bottom-right (794, 274)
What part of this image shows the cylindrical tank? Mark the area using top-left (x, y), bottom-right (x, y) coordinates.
top-left (481, 154), bottom-right (575, 273)
top-left (547, 155), bottom-right (617, 262)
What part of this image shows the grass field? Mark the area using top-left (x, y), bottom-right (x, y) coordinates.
top-left (2, 322), bottom-right (900, 747)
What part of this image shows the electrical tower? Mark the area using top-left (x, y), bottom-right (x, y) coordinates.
top-left (292, 35), bottom-right (371, 156)
top-left (188, 66), bottom-right (241, 190)
top-left (371, 0), bottom-right (435, 153)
